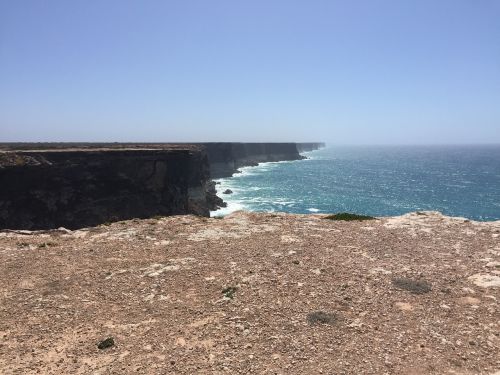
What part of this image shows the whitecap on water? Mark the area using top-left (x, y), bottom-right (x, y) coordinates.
top-left (210, 201), bottom-right (247, 217)
top-left (307, 208), bottom-right (320, 212)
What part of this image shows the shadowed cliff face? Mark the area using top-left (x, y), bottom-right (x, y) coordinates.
top-left (0, 149), bottom-right (215, 230)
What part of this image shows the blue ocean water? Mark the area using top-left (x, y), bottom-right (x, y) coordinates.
top-left (212, 145), bottom-right (500, 221)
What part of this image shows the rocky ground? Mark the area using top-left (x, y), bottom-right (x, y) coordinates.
top-left (0, 211), bottom-right (499, 374)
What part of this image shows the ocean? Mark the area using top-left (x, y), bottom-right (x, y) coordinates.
top-left (212, 145), bottom-right (500, 221)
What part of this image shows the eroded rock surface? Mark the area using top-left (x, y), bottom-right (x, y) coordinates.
top-left (0, 211), bottom-right (498, 374)
top-left (0, 147), bottom-right (215, 230)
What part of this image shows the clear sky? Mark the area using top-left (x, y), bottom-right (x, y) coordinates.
top-left (1, 0), bottom-right (499, 144)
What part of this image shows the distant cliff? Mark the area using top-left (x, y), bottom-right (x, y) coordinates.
top-left (296, 142), bottom-right (326, 152)
top-left (202, 142), bottom-right (324, 178)
top-left (0, 142), bottom-right (324, 229)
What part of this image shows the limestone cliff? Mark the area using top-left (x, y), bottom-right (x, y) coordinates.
top-left (0, 147), bottom-right (215, 230)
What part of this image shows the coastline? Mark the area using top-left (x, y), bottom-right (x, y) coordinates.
top-left (210, 147), bottom-right (332, 217)
top-left (0, 143), bottom-right (324, 230)
top-left (211, 145), bottom-right (500, 222)
top-left (211, 156), bottom-right (316, 217)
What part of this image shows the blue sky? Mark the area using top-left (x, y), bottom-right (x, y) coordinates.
top-left (1, 0), bottom-right (499, 144)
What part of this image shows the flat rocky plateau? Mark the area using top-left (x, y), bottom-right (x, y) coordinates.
top-left (0, 211), bottom-right (499, 374)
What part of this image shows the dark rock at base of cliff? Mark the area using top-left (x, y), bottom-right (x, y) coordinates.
top-left (205, 181), bottom-right (227, 210)
top-left (223, 189), bottom-right (233, 195)
top-left (206, 194), bottom-right (227, 209)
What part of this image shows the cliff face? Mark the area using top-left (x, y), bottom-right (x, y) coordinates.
top-left (202, 142), bottom-right (307, 178)
top-left (0, 148), bottom-right (216, 230)
top-left (296, 142), bottom-right (326, 152)
top-left (0, 142), bottom-right (324, 229)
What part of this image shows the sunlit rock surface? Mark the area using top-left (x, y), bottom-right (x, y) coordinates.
top-left (0, 211), bottom-right (498, 374)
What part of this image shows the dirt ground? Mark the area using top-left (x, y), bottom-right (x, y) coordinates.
top-left (0, 211), bottom-right (498, 374)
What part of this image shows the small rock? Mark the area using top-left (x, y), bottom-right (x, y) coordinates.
top-left (395, 302), bottom-right (413, 311)
top-left (223, 189), bottom-right (233, 195)
top-left (457, 296), bottom-right (480, 305)
top-left (468, 273), bottom-right (500, 288)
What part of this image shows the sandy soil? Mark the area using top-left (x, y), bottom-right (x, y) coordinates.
top-left (0, 211), bottom-right (499, 374)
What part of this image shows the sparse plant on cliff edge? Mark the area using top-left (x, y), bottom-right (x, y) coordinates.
top-left (222, 286), bottom-right (237, 299)
top-left (392, 277), bottom-right (432, 294)
top-left (38, 242), bottom-right (58, 248)
top-left (97, 337), bottom-right (115, 350)
top-left (307, 311), bottom-right (339, 325)
top-left (323, 213), bottom-right (375, 221)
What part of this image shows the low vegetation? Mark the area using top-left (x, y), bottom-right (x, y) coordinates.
top-left (306, 311), bottom-right (339, 325)
top-left (97, 337), bottom-right (115, 350)
top-left (392, 277), bottom-right (432, 294)
top-left (38, 242), bottom-right (58, 248)
top-left (222, 286), bottom-right (237, 299)
top-left (323, 212), bottom-right (375, 221)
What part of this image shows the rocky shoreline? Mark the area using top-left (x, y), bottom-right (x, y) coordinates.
top-left (0, 211), bottom-right (498, 374)
top-left (0, 143), bottom-right (324, 230)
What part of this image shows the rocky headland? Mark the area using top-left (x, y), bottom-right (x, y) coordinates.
top-left (0, 211), bottom-right (498, 374)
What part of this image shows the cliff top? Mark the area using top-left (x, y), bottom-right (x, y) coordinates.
top-left (0, 211), bottom-right (498, 374)
top-left (0, 146), bottom-right (202, 169)
top-left (0, 142), bottom-right (322, 152)
top-left (0, 143), bottom-right (202, 153)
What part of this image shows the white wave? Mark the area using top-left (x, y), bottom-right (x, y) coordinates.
top-left (273, 201), bottom-right (296, 205)
top-left (248, 197), bottom-right (269, 203)
top-left (210, 201), bottom-right (247, 217)
top-left (307, 208), bottom-right (320, 212)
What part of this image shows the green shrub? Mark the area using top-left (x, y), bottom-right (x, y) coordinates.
top-left (323, 212), bottom-right (375, 221)
top-left (222, 286), bottom-right (237, 299)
